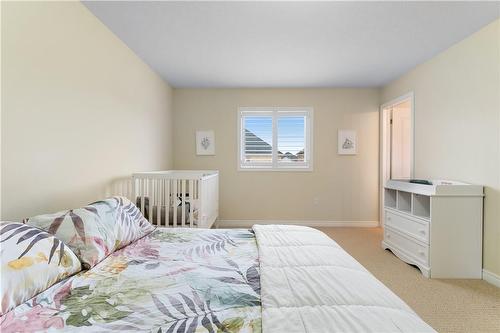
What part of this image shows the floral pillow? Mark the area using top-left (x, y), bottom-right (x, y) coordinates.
top-left (26, 197), bottom-right (155, 268)
top-left (0, 222), bottom-right (81, 315)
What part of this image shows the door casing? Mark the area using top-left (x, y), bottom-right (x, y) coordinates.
top-left (379, 92), bottom-right (415, 226)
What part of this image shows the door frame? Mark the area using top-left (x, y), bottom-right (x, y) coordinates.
top-left (379, 92), bottom-right (415, 226)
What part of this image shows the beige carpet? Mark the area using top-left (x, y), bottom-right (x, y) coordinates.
top-left (317, 227), bottom-right (500, 333)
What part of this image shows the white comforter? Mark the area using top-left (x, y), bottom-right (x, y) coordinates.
top-left (253, 225), bottom-right (435, 333)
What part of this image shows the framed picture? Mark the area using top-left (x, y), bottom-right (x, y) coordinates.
top-left (338, 130), bottom-right (357, 155)
top-left (196, 130), bottom-right (215, 155)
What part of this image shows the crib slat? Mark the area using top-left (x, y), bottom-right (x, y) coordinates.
top-left (151, 179), bottom-right (159, 226)
top-left (189, 180), bottom-right (194, 228)
top-left (178, 179), bottom-right (181, 226)
top-left (163, 179), bottom-right (167, 227)
top-left (147, 179), bottom-right (152, 224)
top-left (152, 179), bottom-right (155, 226)
top-left (133, 178), bottom-right (136, 201)
top-left (161, 179), bottom-right (164, 226)
top-left (156, 178), bottom-right (160, 227)
top-left (181, 179), bottom-right (186, 227)
top-left (126, 179), bottom-right (130, 200)
top-left (178, 179), bottom-right (181, 227)
top-left (165, 179), bottom-right (170, 227)
top-left (140, 178), bottom-right (145, 217)
top-left (158, 178), bottom-right (161, 227)
top-left (129, 179), bottom-right (133, 201)
top-left (172, 180), bottom-right (177, 227)
top-left (198, 180), bottom-right (203, 228)
top-left (148, 179), bottom-right (152, 225)
top-left (147, 178), bottom-right (150, 222)
top-left (160, 178), bottom-right (164, 227)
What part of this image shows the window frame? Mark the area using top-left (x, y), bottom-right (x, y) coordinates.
top-left (237, 107), bottom-right (314, 172)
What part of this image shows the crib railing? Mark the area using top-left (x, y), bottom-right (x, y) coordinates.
top-left (132, 170), bottom-right (218, 228)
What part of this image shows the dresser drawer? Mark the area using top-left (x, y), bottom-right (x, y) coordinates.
top-left (384, 227), bottom-right (429, 266)
top-left (384, 209), bottom-right (429, 244)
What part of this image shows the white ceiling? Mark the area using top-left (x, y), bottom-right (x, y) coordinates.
top-left (83, 1), bottom-right (500, 88)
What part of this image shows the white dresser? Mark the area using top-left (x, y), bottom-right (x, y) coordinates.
top-left (382, 180), bottom-right (483, 278)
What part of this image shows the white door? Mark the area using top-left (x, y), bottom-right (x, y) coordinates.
top-left (390, 100), bottom-right (412, 179)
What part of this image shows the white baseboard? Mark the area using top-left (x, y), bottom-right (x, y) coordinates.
top-left (483, 269), bottom-right (500, 288)
top-left (215, 219), bottom-right (379, 228)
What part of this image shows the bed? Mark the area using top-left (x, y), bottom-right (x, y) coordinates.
top-left (1, 198), bottom-right (435, 332)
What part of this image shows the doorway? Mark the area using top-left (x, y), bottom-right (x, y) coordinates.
top-left (380, 92), bottom-right (414, 224)
top-left (390, 100), bottom-right (412, 179)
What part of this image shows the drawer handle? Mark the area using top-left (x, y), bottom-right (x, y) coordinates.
top-left (386, 234), bottom-right (391, 238)
top-left (418, 250), bottom-right (425, 256)
top-left (419, 229), bottom-right (426, 235)
top-left (387, 217), bottom-right (391, 221)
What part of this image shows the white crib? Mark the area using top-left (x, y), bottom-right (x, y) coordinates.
top-left (114, 170), bottom-right (218, 229)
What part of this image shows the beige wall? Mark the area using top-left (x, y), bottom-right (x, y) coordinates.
top-left (1, 1), bottom-right (173, 220)
top-left (173, 89), bottom-right (380, 224)
top-left (382, 19), bottom-right (500, 276)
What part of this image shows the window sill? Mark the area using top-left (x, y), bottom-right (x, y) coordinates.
top-left (238, 166), bottom-right (313, 172)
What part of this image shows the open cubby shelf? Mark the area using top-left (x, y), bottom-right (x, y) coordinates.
top-left (384, 188), bottom-right (397, 208)
top-left (384, 188), bottom-right (430, 220)
top-left (397, 191), bottom-right (412, 213)
top-left (413, 194), bottom-right (431, 219)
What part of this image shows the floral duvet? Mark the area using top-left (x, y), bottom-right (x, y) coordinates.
top-left (1, 228), bottom-right (261, 333)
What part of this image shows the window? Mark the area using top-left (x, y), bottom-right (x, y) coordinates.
top-left (238, 107), bottom-right (313, 170)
